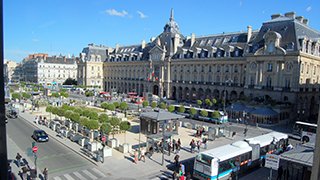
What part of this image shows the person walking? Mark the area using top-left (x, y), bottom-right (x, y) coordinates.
top-left (134, 149), bottom-right (139, 164)
top-left (197, 140), bottom-right (201, 152)
top-left (168, 142), bottom-right (172, 156)
top-left (190, 139), bottom-right (195, 153)
top-left (202, 138), bottom-right (207, 149)
top-left (16, 153), bottom-right (22, 167)
top-left (174, 154), bottom-right (180, 167)
top-left (172, 139), bottom-right (176, 152)
top-left (243, 127), bottom-right (248, 137)
top-left (43, 168), bottom-right (48, 180)
top-left (140, 148), bottom-right (146, 162)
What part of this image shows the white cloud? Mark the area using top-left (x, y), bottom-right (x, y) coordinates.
top-left (105, 9), bottom-right (128, 17)
top-left (137, 11), bottom-right (148, 19)
top-left (306, 6), bottom-right (312, 12)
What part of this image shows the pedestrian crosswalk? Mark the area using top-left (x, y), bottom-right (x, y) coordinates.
top-left (52, 168), bottom-right (106, 180)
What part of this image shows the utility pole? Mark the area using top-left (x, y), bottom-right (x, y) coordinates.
top-left (0, 0), bottom-right (8, 178)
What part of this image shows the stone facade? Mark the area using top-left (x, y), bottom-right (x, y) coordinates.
top-left (3, 60), bottom-right (17, 83)
top-left (94, 10), bottom-right (320, 123)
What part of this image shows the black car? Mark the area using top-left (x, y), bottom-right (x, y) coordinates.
top-left (6, 109), bottom-right (17, 119)
top-left (32, 130), bottom-right (49, 142)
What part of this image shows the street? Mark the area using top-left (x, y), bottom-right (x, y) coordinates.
top-left (7, 116), bottom-right (105, 179)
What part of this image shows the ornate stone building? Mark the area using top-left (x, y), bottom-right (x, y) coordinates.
top-left (100, 10), bottom-right (320, 123)
top-left (77, 44), bottom-right (107, 90)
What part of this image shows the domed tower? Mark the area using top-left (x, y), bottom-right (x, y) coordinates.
top-left (157, 9), bottom-right (184, 57)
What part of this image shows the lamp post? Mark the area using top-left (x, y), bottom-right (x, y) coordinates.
top-left (223, 79), bottom-right (233, 115)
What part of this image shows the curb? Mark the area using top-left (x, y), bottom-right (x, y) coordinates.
top-left (18, 114), bottom-right (98, 166)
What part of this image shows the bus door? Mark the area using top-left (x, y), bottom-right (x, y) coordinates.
top-left (250, 144), bottom-right (260, 162)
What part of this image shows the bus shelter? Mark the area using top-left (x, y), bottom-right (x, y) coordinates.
top-left (140, 111), bottom-right (184, 154)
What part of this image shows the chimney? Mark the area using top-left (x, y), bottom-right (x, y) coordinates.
top-left (141, 40), bottom-right (146, 49)
top-left (247, 25), bottom-right (252, 43)
top-left (271, 14), bottom-right (281, 19)
top-left (284, 12), bottom-right (296, 19)
top-left (295, 16), bottom-right (304, 23)
top-left (190, 33), bottom-right (196, 47)
top-left (303, 18), bottom-right (309, 25)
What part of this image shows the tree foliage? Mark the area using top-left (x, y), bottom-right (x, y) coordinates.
top-left (79, 116), bottom-right (89, 126)
top-left (85, 120), bottom-right (99, 130)
top-left (142, 101), bottom-right (149, 108)
top-left (205, 99), bottom-right (212, 106)
top-left (200, 110), bottom-right (208, 117)
top-left (85, 91), bottom-right (94, 97)
top-left (178, 105), bottom-right (185, 113)
top-left (197, 100), bottom-right (203, 107)
top-left (100, 123), bottom-right (112, 135)
top-left (46, 106), bottom-right (53, 113)
top-left (64, 110), bottom-right (73, 120)
top-left (70, 112), bottom-right (80, 123)
top-left (11, 92), bottom-right (21, 100)
top-left (88, 111), bottom-right (99, 120)
top-left (119, 121), bottom-right (131, 132)
top-left (22, 92), bottom-right (31, 99)
top-left (101, 102), bottom-right (109, 111)
top-left (151, 101), bottom-right (157, 108)
top-left (189, 108), bottom-right (197, 117)
top-left (167, 105), bottom-right (175, 112)
top-left (159, 102), bottom-right (166, 109)
top-left (211, 111), bottom-right (221, 119)
top-left (119, 102), bottom-right (128, 111)
top-left (99, 114), bottom-right (109, 123)
top-left (107, 103), bottom-right (115, 111)
top-left (113, 102), bottom-right (120, 108)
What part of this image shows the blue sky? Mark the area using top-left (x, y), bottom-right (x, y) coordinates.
top-left (4, 0), bottom-right (320, 62)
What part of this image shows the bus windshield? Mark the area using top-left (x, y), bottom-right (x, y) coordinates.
top-left (293, 121), bottom-right (317, 136)
top-left (196, 154), bottom-right (213, 165)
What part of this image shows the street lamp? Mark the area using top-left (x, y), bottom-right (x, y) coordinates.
top-left (223, 79), bottom-right (233, 114)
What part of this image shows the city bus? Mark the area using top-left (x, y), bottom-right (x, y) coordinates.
top-left (193, 131), bottom-right (288, 180)
top-left (292, 121), bottom-right (317, 143)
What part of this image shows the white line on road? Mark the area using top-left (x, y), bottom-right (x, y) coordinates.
top-left (73, 171), bottom-right (86, 180)
top-left (83, 169), bottom-right (98, 180)
top-left (91, 168), bottom-right (106, 177)
top-left (53, 176), bottom-right (62, 180)
top-left (64, 174), bottom-right (75, 180)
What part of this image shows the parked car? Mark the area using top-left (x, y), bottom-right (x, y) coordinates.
top-left (32, 130), bottom-right (49, 142)
top-left (70, 133), bottom-right (83, 142)
top-left (6, 109), bottom-right (17, 119)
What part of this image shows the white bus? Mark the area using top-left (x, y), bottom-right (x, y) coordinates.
top-left (293, 121), bottom-right (317, 143)
top-left (193, 132), bottom-right (288, 180)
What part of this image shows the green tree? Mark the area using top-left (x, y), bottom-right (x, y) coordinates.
top-left (64, 110), bottom-right (73, 120)
top-left (100, 123), bottom-right (112, 135)
top-left (61, 104), bottom-right (70, 110)
top-left (85, 91), bottom-right (94, 97)
top-left (178, 105), bottom-right (185, 113)
top-left (167, 105), bottom-right (175, 112)
top-left (211, 111), bottom-right (221, 119)
top-left (205, 99), bottom-right (212, 107)
top-left (200, 110), bottom-right (208, 117)
top-left (212, 98), bottom-right (217, 105)
top-left (79, 116), bottom-right (89, 127)
top-left (98, 114), bottom-right (109, 123)
top-left (85, 120), bottom-right (99, 130)
top-left (197, 100), bottom-right (203, 107)
top-left (101, 102), bottom-right (109, 111)
top-left (46, 105), bottom-right (53, 120)
top-left (73, 107), bottom-right (83, 115)
top-left (151, 101), bottom-right (157, 109)
top-left (11, 92), bottom-right (21, 100)
top-left (113, 102), bottom-right (120, 108)
top-left (189, 108), bottom-right (197, 117)
top-left (60, 91), bottom-right (69, 98)
top-left (119, 121), bottom-right (131, 144)
top-left (119, 102), bottom-right (128, 111)
top-left (82, 109), bottom-right (91, 117)
top-left (110, 117), bottom-right (120, 138)
top-left (51, 92), bottom-right (60, 98)
top-left (70, 112), bottom-right (80, 123)
top-left (107, 103), bottom-right (115, 111)
top-left (142, 101), bottom-right (149, 108)
top-left (88, 111), bottom-right (99, 120)
top-left (22, 92), bottom-right (31, 99)
top-left (51, 107), bottom-right (59, 118)
top-left (159, 102), bottom-right (167, 109)
top-left (57, 108), bottom-right (65, 119)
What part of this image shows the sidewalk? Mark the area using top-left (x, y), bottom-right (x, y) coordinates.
top-left (15, 103), bottom-right (261, 179)
top-left (7, 135), bottom-right (36, 180)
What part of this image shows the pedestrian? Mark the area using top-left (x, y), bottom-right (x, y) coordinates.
top-left (174, 154), bottom-right (180, 167)
top-left (202, 138), bottom-right (207, 149)
top-left (168, 142), bottom-right (172, 156)
top-left (190, 139), bottom-right (196, 153)
top-left (140, 148), bottom-right (146, 162)
top-left (196, 140), bottom-right (201, 152)
top-left (21, 166), bottom-right (28, 179)
top-left (43, 168), bottom-right (48, 180)
top-left (134, 149), bottom-right (138, 164)
top-left (172, 171), bottom-right (178, 180)
top-left (172, 139), bottom-right (176, 152)
top-left (243, 127), bottom-right (248, 137)
top-left (177, 138), bottom-right (181, 153)
top-left (180, 163), bottom-right (185, 176)
top-left (34, 115), bottom-right (39, 124)
top-left (16, 153), bottom-right (22, 167)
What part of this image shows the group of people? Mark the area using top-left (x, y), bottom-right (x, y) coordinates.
top-left (14, 153), bottom-right (48, 180)
top-left (34, 115), bottom-right (47, 125)
top-left (189, 138), bottom-right (207, 153)
top-left (149, 138), bottom-right (182, 156)
top-left (133, 148), bottom-right (146, 163)
top-left (172, 156), bottom-right (191, 180)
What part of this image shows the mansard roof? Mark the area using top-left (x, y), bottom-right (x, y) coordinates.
top-left (250, 14), bottom-right (320, 53)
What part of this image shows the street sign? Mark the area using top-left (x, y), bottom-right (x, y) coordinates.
top-left (32, 146), bottom-right (38, 153)
top-left (265, 154), bottom-right (280, 170)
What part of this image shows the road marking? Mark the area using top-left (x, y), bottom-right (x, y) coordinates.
top-left (64, 174), bottom-right (75, 180)
top-left (73, 171), bottom-right (86, 180)
top-left (53, 177), bottom-right (62, 180)
top-left (91, 168), bottom-right (106, 177)
top-left (83, 169), bottom-right (98, 179)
